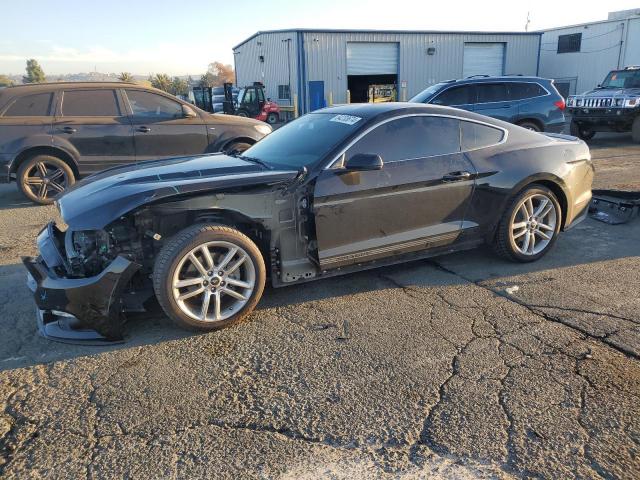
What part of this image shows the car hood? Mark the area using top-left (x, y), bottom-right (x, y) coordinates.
top-left (580, 87), bottom-right (640, 97)
top-left (58, 154), bottom-right (297, 229)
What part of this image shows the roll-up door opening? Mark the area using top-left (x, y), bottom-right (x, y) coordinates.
top-left (347, 42), bottom-right (399, 103)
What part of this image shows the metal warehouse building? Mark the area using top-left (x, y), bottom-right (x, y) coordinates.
top-left (233, 29), bottom-right (541, 114)
top-left (538, 9), bottom-right (640, 96)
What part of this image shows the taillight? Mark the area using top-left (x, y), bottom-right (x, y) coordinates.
top-left (554, 99), bottom-right (566, 111)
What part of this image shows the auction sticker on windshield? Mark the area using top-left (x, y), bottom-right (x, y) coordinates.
top-left (330, 114), bottom-right (362, 125)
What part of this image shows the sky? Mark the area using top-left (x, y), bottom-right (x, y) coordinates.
top-left (1, 0), bottom-right (639, 76)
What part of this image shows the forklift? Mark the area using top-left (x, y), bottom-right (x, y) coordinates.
top-left (223, 82), bottom-right (281, 124)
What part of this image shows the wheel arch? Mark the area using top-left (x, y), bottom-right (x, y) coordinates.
top-left (150, 206), bottom-right (272, 267)
top-left (222, 136), bottom-right (256, 152)
top-left (516, 118), bottom-right (544, 132)
top-left (11, 146), bottom-right (79, 178)
top-left (489, 174), bottom-right (569, 241)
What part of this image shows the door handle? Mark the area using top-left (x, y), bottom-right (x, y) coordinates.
top-left (442, 171), bottom-right (472, 182)
top-left (137, 126), bottom-right (151, 133)
top-left (61, 126), bottom-right (77, 134)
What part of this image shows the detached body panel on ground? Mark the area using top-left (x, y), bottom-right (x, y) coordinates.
top-left (23, 103), bottom-right (593, 341)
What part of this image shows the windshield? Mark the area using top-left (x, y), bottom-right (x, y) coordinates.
top-left (601, 70), bottom-right (640, 89)
top-left (409, 83), bottom-right (449, 103)
top-left (242, 113), bottom-right (363, 170)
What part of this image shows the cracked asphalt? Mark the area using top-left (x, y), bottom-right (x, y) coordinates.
top-left (0, 133), bottom-right (639, 479)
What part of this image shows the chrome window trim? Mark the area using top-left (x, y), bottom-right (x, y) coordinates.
top-left (431, 80), bottom-right (552, 108)
top-left (324, 113), bottom-right (509, 170)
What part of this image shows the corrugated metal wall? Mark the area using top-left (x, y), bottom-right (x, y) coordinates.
top-left (233, 31), bottom-right (299, 107)
top-left (302, 31), bottom-right (539, 111)
top-left (538, 18), bottom-right (637, 94)
top-left (234, 30), bottom-right (540, 114)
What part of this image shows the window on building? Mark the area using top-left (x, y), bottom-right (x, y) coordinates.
top-left (557, 33), bottom-right (582, 54)
top-left (62, 90), bottom-right (121, 116)
top-left (461, 121), bottom-right (504, 150)
top-left (4, 92), bottom-right (53, 116)
top-left (508, 82), bottom-right (547, 100)
top-left (346, 116), bottom-right (461, 162)
top-left (126, 90), bottom-right (182, 119)
top-left (278, 85), bottom-right (291, 100)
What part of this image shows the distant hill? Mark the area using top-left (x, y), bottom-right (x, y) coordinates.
top-left (5, 72), bottom-right (202, 85)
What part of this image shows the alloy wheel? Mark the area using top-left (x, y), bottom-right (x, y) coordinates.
top-left (509, 193), bottom-right (557, 256)
top-left (171, 241), bottom-right (256, 323)
top-left (24, 161), bottom-right (68, 202)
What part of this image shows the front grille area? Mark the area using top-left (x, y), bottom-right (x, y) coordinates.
top-left (575, 97), bottom-right (613, 108)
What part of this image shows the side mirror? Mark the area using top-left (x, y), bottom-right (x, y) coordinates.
top-left (344, 153), bottom-right (384, 171)
top-left (182, 104), bottom-right (197, 118)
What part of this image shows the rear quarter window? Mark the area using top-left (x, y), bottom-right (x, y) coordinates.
top-left (461, 121), bottom-right (505, 150)
top-left (3, 92), bottom-right (53, 116)
top-left (508, 82), bottom-right (547, 100)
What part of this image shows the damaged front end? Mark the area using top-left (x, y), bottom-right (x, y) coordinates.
top-left (23, 222), bottom-right (144, 343)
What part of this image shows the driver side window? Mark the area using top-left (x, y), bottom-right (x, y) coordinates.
top-left (126, 90), bottom-right (182, 119)
top-left (346, 116), bottom-right (461, 163)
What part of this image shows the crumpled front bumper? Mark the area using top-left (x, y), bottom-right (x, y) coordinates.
top-left (23, 255), bottom-right (140, 342)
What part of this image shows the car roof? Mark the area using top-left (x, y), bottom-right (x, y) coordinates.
top-left (314, 102), bottom-right (509, 127)
top-left (3, 81), bottom-right (165, 95)
top-left (441, 75), bottom-right (550, 86)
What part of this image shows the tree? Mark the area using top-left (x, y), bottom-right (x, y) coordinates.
top-left (118, 72), bottom-right (134, 82)
top-left (207, 62), bottom-right (234, 84)
top-left (0, 75), bottom-right (14, 87)
top-left (200, 62), bottom-right (235, 88)
top-left (170, 77), bottom-right (189, 96)
top-left (150, 73), bottom-right (172, 92)
top-left (200, 72), bottom-right (216, 88)
top-left (23, 59), bottom-right (46, 83)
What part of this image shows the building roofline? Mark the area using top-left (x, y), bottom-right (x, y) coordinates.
top-left (232, 28), bottom-right (541, 50)
top-left (536, 16), bottom-right (635, 33)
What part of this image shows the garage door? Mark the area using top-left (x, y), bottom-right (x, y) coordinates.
top-left (463, 43), bottom-right (505, 78)
top-left (347, 42), bottom-right (399, 75)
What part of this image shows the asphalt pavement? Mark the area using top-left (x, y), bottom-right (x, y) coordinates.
top-left (0, 133), bottom-right (639, 479)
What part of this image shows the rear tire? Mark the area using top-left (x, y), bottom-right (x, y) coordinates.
top-left (153, 224), bottom-right (266, 332)
top-left (493, 185), bottom-right (562, 263)
top-left (632, 116), bottom-right (640, 143)
top-left (517, 120), bottom-right (541, 132)
top-left (17, 154), bottom-right (75, 205)
top-left (266, 112), bottom-right (279, 124)
top-left (570, 120), bottom-right (595, 140)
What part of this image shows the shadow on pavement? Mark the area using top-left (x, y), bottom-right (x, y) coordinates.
top-left (0, 215), bottom-right (638, 372)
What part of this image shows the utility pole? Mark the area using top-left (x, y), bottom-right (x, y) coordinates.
top-left (525, 12), bottom-right (531, 32)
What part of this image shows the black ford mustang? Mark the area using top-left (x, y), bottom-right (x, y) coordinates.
top-left (24, 103), bottom-right (594, 343)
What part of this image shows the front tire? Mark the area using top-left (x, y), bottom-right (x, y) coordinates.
top-left (266, 112), bottom-right (279, 124)
top-left (570, 120), bottom-right (596, 140)
top-left (632, 116), bottom-right (640, 143)
top-left (225, 141), bottom-right (252, 154)
top-left (17, 155), bottom-right (75, 205)
top-left (493, 185), bottom-right (562, 263)
top-left (153, 225), bottom-right (266, 332)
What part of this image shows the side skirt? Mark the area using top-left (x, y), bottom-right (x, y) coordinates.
top-left (271, 237), bottom-right (484, 288)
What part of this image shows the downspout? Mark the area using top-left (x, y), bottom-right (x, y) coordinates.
top-left (536, 34), bottom-right (542, 76)
top-left (616, 21), bottom-right (626, 69)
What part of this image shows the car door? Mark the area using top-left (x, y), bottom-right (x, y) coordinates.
top-left (429, 84), bottom-right (477, 111)
top-left (473, 82), bottom-right (518, 122)
top-left (123, 89), bottom-right (209, 161)
top-left (313, 115), bottom-right (476, 270)
top-left (0, 91), bottom-right (55, 162)
top-left (53, 88), bottom-right (135, 175)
